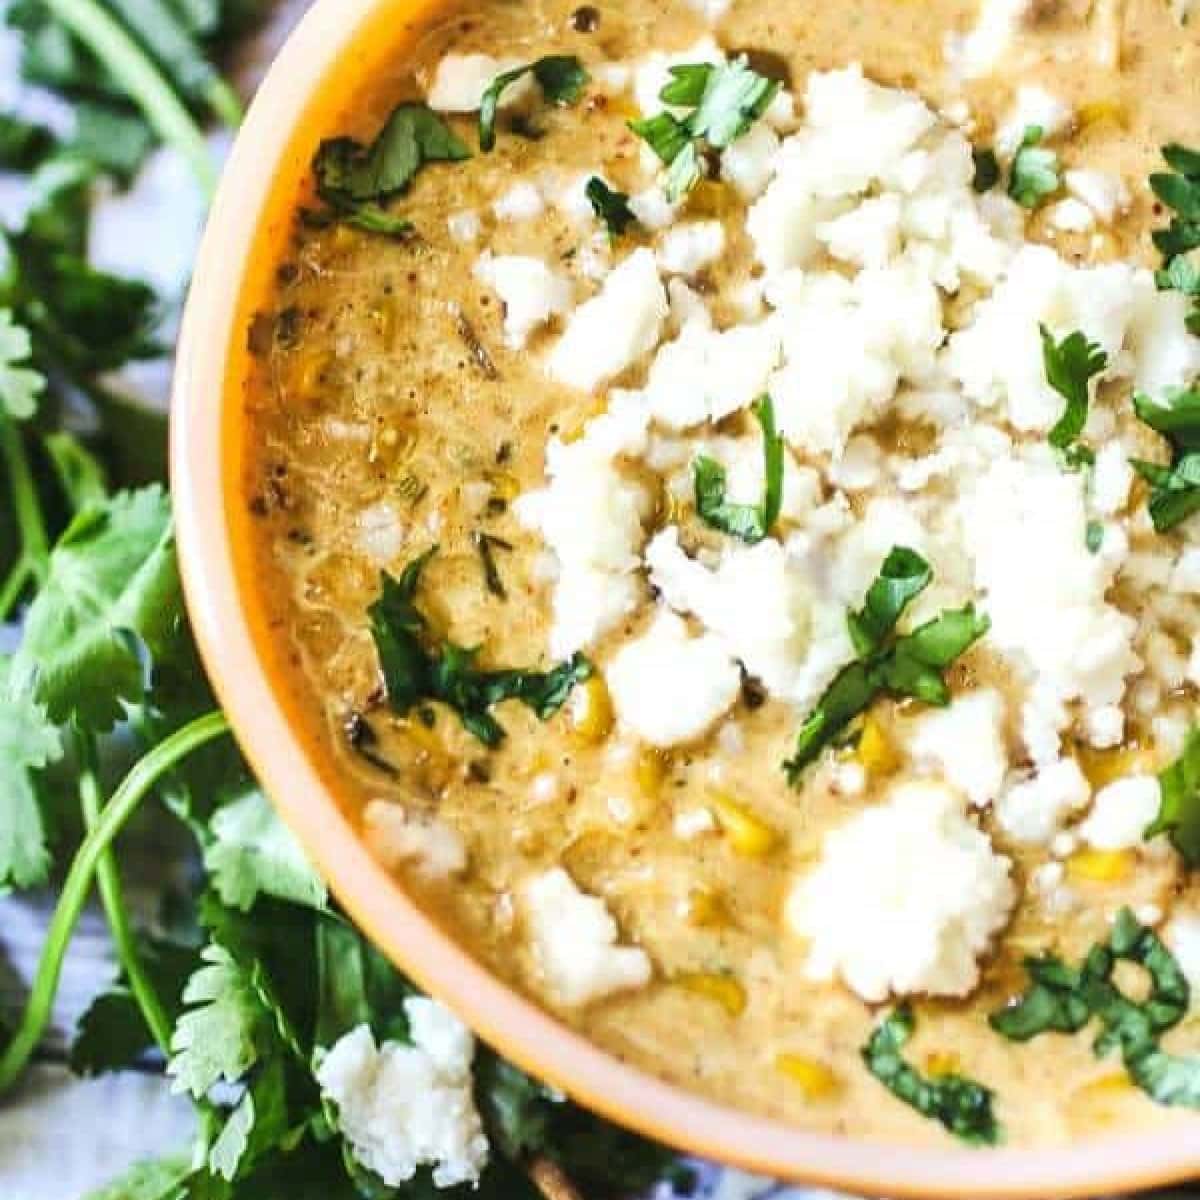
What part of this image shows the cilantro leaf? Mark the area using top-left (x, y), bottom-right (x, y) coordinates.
top-left (585, 176), bottom-right (637, 237)
top-left (846, 545), bottom-right (932, 656)
top-left (784, 551), bottom-right (987, 782)
top-left (168, 942), bottom-right (268, 1098)
top-left (0, 113), bottom-right (56, 171)
top-left (80, 1157), bottom-right (191, 1200)
top-left (0, 308), bottom-right (45, 419)
top-left (971, 146), bottom-right (1000, 192)
top-left (692, 394), bottom-right (782, 543)
top-left (1132, 452), bottom-right (1200, 532)
top-left (1150, 144), bottom-right (1200, 333)
top-left (11, 486), bottom-right (180, 730)
top-left (1008, 125), bottom-right (1060, 209)
top-left (205, 786), bottom-right (328, 913)
top-left (989, 954), bottom-right (1091, 1041)
top-left (0, 657), bottom-right (63, 890)
top-left (1134, 387), bottom-right (1200, 453)
top-left (369, 549), bottom-right (592, 747)
top-left (313, 103), bottom-right (471, 235)
top-left (863, 1006), bottom-right (1000, 1145)
top-left (1143, 723), bottom-right (1200, 866)
top-left (1041, 325), bottom-right (1108, 454)
top-left (629, 57), bottom-right (778, 201)
top-left (479, 55), bottom-right (589, 152)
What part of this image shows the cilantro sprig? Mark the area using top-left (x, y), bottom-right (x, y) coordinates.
top-left (313, 103), bottom-right (472, 237)
top-left (479, 55), bottom-right (589, 151)
top-left (991, 909), bottom-right (1199, 1110)
top-left (693, 394), bottom-right (783, 543)
top-left (784, 548), bottom-right (989, 782)
top-left (1041, 325), bottom-right (1108, 463)
top-left (370, 548), bottom-right (592, 745)
top-left (586, 176), bottom-right (638, 237)
top-left (1132, 386), bottom-right (1200, 531)
top-left (630, 57), bottom-right (779, 201)
top-left (863, 1006), bottom-right (1000, 1145)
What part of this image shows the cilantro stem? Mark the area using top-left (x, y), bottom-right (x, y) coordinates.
top-left (77, 733), bottom-right (174, 1056)
top-left (0, 557), bottom-right (33, 623)
top-left (37, 0), bottom-right (219, 196)
top-left (0, 416), bottom-right (49, 596)
top-left (0, 712), bottom-right (229, 1093)
top-left (206, 77), bottom-right (245, 129)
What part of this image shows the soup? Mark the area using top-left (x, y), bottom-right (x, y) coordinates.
top-left (237, 0), bottom-right (1200, 1149)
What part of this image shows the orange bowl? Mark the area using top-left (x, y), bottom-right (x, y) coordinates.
top-left (170, 1), bottom-right (1200, 1193)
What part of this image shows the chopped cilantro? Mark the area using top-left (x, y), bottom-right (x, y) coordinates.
top-left (479, 55), bottom-right (589, 152)
top-left (1008, 125), bottom-right (1060, 209)
top-left (991, 909), bottom-right (1200, 1110)
top-left (313, 103), bottom-right (471, 236)
top-left (629, 57), bottom-right (779, 201)
top-left (971, 146), bottom-right (1000, 192)
top-left (1132, 386), bottom-right (1200, 531)
top-left (585, 176), bottom-right (638, 236)
top-left (1041, 325), bottom-right (1108, 456)
top-left (1143, 723), bottom-right (1200, 866)
top-left (1085, 519), bottom-right (1104, 553)
top-left (693, 394), bottom-right (783, 543)
top-left (784, 549), bottom-right (988, 781)
top-left (863, 1006), bottom-right (1000, 1145)
top-left (369, 547), bottom-right (592, 746)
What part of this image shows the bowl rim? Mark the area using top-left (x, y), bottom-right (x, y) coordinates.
top-left (170, 0), bottom-right (1200, 1192)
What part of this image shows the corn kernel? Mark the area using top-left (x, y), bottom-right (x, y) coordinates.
top-left (1077, 99), bottom-right (1128, 130)
top-left (675, 971), bottom-right (746, 1016)
top-left (687, 180), bottom-right (734, 219)
top-left (1067, 848), bottom-right (1133, 883)
top-left (709, 792), bottom-right (779, 857)
top-left (855, 714), bottom-right (900, 776)
top-left (924, 1051), bottom-right (962, 1078)
top-left (485, 469), bottom-right (521, 501)
top-left (1076, 742), bottom-right (1156, 790)
top-left (684, 886), bottom-right (730, 928)
top-left (635, 748), bottom-right (670, 796)
top-left (570, 676), bottom-right (615, 743)
top-left (775, 1053), bottom-right (839, 1099)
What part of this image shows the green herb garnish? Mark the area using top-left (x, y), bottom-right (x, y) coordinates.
top-left (369, 547), bottom-right (591, 746)
top-left (629, 57), bottom-right (779, 201)
top-left (693, 394), bottom-right (783, 543)
top-left (784, 549), bottom-right (988, 782)
top-left (863, 1006), bottom-right (1000, 1145)
top-left (971, 146), bottom-right (1000, 192)
top-left (479, 55), bottom-right (589, 152)
top-left (1008, 125), bottom-right (1060, 209)
top-left (585, 176), bottom-right (638, 236)
top-left (0, 308), bottom-right (46, 420)
top-left (1143, 723), bottom-right (1200, 866)
top-left (1041, 325), bottom-right (1108, 458)
top-left (313, 102), bottom-right (471, 236)
top-left (991, 909), bottom-right (1199, 1110)
top-left (1132, 387), bottom-right (1200, 531)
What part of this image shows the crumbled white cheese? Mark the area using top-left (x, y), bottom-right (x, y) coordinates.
top-left (994, 758), bottom-right (1091, 845)
top-left (363, 801), bottom-right (467, 878)
top-left (556, 172), bottom-right (600, 225)
top-left (683, 0), bottom-right (731, 20)
top-left (996, 86), bottom-right (1073, 159)
top-left (523, 867), bottom-right (652, 1005)
top-left (787, 781), bottom-right (1015, 1001)
top-left (908, 690), bottom-right (1008, 807)
top-left (1128, 284), bottom-right (1200, 398)
top-left (316, 1002), bottom-right (488, 1188)
top-left (493, 181), bottom-right (545, 221)
top-left (943, 0), bottom-right (1032, 78)
top-left (646, 527), bottom-right (818, 701)
top-left (1065, 168), bottom-right (1130, 224)
top-left (608, 613), bottom-right (740, 747)
top-left (356, 502), bottom-right (404, 565)
top-left (656, 220), bottom-right (726, 277)
top-left (959, 445), bottom-right (1139, 762)
top-left (547, 248), bottom-right (668, 391)
top-left (427, 53), bottom-right (528, 112)
top-left (1091, 441), bottom-right (1134, 515)
top-left (1048, 198), bottom-right (1095, 234)
top-left (673, 806), bottom-right (717, 839)
top-left (1171, 548), bottom-right (1200, 593)
top-left (1165, 913), bottom-right (1200, 992)
top-left (446, 209), bottom-right (481, 242)
top-left (720, 121), bottom-right (781, 199)
top-left (1078, 775), bottom-right (1163, 851)
top-left (516, 399), bottom-right (651, 655)
top-left (629, 186), bottom-right (681, 231)
top-left (817, 195), bottom-right (903, 268)
top-left (473, 253), bottom-right (573, 348)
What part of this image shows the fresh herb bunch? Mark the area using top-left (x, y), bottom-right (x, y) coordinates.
top-left (0, 12), bottom-right (684, 1200)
